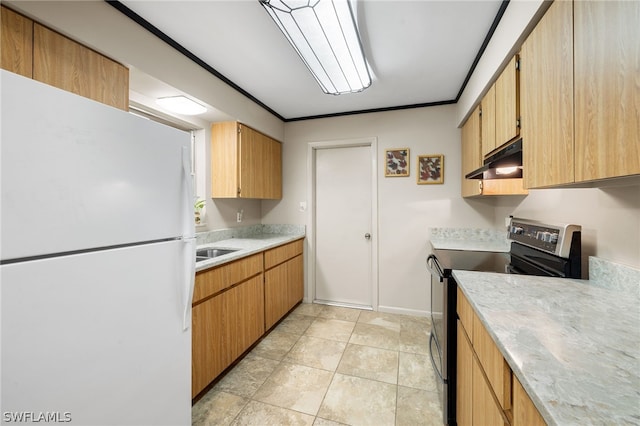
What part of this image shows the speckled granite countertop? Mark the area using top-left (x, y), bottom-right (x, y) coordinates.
top-left (195, 224), bottom-right (305, 272)
top-left (429, 227), bottom-right (510, 252)
top-left (452, 258), bottom-right (640, 425)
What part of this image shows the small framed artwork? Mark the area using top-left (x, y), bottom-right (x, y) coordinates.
top-left (385, 148), bottom-right (410, 177)
top-left (417, 154), bottom-right (444, 184)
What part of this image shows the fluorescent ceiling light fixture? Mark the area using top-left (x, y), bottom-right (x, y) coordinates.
top-left (259, 0), bottom-right (372, 95)
top-left (156, 96), bottom-right (207, 115)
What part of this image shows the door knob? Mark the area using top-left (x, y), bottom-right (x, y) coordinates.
top-left (365, 233), bottom-right (371, 240)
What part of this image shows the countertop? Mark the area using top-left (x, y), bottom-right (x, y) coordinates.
top-left (429, 227), bottom-right (510, 252)
top-left (195, 225), bottom-right (305, 272)
top-left (452, 267), bottom-right (640, 425)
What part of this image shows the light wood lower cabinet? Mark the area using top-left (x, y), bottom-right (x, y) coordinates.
top-left (513, 375), bottom-right (546, 426)
top-left (457, 320), bottom-right (473, 426)
top-left (192, 290), bottom-right (227, 398)
top-left (264, 239), bottom-right (304, 330)
top-left (457, 288), bottom-right (546, 426)
top-left (192, 239), bottom-right (304, 398)
top-left (472, 354), bottom-right (508, 426)
top-left (191, 255), bottom-right (265, 398)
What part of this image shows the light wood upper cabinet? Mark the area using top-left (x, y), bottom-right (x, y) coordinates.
top-left (573, 1), bottom-right (640, 181)
top-left (520, 0), bottom-right (574, 188)
top-left (33, 24), bottom-right (129, 111)
top-left (481, 84), bottom-right (496, 156)
top-left (1, 6), bottom-right (128, 110)
top-left (1, 6), bottom-right (33, 78)
top-left (461, 106), bottom-right (483, 197)
top-left (495, 55), bottom-right (520, 148)
top-left (481, 55), bottom-right (519, 158)
top-left (211, 122), bottom-right (283, 200)
top-left (521, 0), bottom-right (637, 187)
top-left (461, 106), bottom-right (528, 198)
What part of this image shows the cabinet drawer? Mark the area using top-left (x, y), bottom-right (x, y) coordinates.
top-left (457, 286), bottom-right (474, 338)
top-left (264, 239), bottom-right (303, 270)
top-left (193, 253), bottom-right (262, 304)
top-left (473, 313), bottom-right (511, 410)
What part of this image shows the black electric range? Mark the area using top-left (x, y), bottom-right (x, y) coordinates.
top-left (426, 218), bottom-right (581, 425)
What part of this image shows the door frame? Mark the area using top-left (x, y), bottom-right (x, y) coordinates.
top-left (306, 137), bottom-right (379, 310)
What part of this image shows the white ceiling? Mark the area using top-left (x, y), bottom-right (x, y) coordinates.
top-left (118, 0), bottom-right (505, 121)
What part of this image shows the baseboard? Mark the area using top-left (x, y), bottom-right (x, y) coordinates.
top-left (377, 305), bottom-right (429, 318)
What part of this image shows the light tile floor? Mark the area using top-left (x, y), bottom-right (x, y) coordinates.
top-left (192, 303), bottom-right (443, 426)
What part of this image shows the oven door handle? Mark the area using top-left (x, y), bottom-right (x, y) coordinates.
top-left (427, 254), bottom-right (445, 281)
top-left (429, 331), bottom-right (445, 384)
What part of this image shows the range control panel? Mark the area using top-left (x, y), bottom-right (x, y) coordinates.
top-left (508, 218), bottom-right (581, 258)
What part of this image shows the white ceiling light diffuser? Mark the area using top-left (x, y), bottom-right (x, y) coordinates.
top-left (259, 0), bottom-right (372, 95)
top-left (156, 96), bottom-right (207, 115)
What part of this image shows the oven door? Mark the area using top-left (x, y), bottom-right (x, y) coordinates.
top-left (427, 255), bottom-right (452, 424)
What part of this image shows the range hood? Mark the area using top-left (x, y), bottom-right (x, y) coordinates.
top-left (465, 138), bottom-right (523, 180)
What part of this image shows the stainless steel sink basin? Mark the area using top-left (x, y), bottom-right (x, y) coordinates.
top-left (195, 248), bottom-right (239, 262)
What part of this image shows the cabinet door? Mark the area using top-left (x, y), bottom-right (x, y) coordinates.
top-left (461, 106), bottom-right (482, 197)
top-left (495, 55), bottom-right (520, 147)
top-left (513, 375), bottom-right (547, 426)
top-left (456, 320), bottom-right (473, 426)
top-left (472, 356), bottom-right (508, 426)
top-left (574, 1), bottom-right (640, 181)
top-left (1, 6), bottom-right (33, 78)
top-left (229, 275), bottom-right (265, 360)
top-left (287, 254), bottom-right (304, 308)
top-left (33, 24), bottom-right (129, 110)
top-left (481, 84), bottom-right (496, 156)
top-left (520, 1), bottom-right (574, 188)
top-left (211, 121), bottom-right (240, 198)
top-left (192, 293), bottom-right (229, 398)
top-left (264, 261), bottom-right (290, 330)
top-left (473, 312), bottom-right (510, 409)
top-left (239, 125), bottom-right (282, 199)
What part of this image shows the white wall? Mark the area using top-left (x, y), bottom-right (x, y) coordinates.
top-left (494, 185), bottom-right (640, 271)
top-left (456, 0), bottom-right (547, 125)
top-left (263, 105), bottom-right (498, 316)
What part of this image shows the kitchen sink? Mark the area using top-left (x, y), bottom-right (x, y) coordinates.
top-left (195, 248), bottom-right (239, 262)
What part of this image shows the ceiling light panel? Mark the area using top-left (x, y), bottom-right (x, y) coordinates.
top-left (156, 96), bottom-right (207, 115)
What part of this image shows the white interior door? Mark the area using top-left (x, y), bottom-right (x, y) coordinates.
top-left (313, 143), bottom-right (375, 308)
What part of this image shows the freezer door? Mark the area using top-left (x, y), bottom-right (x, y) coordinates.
top-left (0, 71), bottom-right (193, 260)
top-left (1, 241), bottom-right (191, 425)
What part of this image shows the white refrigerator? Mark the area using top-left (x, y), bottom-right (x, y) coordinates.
top-left (1, 70), bottom-right (195, 425)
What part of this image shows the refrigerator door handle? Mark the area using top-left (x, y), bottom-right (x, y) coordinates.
top-left (182, 237), bottom-right (196, 331)
top-left (181, 146), bottom-right (195, 239)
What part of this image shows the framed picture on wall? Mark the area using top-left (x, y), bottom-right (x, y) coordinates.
top-left (385, 148), bottom-right (410, 177)
top-left (417, 154), bottom-right (444, 184)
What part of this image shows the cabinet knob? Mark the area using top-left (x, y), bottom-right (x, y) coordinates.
top-left (365, 233), bottom-right (371, 240)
